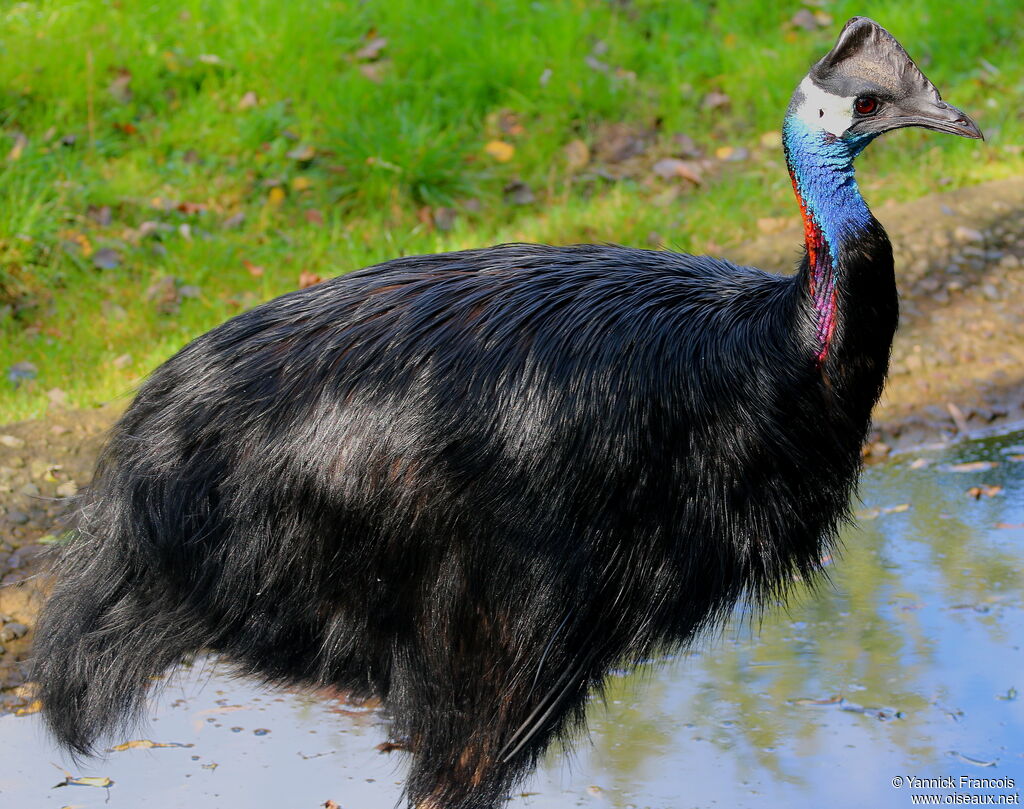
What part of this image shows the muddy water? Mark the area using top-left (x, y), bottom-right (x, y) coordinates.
top-left (1, 432), bottom-right (1022, 809)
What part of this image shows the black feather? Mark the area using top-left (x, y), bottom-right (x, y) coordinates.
top-left (33, 234), bottom-right (896, 808)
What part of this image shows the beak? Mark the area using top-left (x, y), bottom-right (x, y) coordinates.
top-left (855, 95), bottom-right (983, 140)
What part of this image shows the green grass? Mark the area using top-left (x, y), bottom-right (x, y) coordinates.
top-left (0, 0), bottom-right (1021, 421)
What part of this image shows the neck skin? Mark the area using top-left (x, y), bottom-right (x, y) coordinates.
top-left (782, 114), bottom-right (876, 364)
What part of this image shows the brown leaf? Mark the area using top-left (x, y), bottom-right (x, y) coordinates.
top-left (995, 523), bottom-right (1024, 529)
top-left (701, 91), bottom-right (731, 111)
top-left (564, 139), bottom-right (590, 171)
top-left (299, 271), bottom-right (323, 289)
top-left (966, 485), bottom-right (1002, 499)
top-left (108, 67), bottom-right (132, 104)
top-left (243, 259), bottom-right (264, 277)
top-left (354, 37), bottom-right (388, 62)
top-left (237, 91), bottom-right (258, 110)
top-left (286, 144), bottom-right (316, 162)
top-left (6, 132), bottom-right (27, 162)
top-left (358, 61), bottom-right (390, 83)
top-left (304, 209), bottom-right (325, 226)
top-left (651, 158), bottom-right (703, 185)
top-left (948, 461), bottom-right (999, 472)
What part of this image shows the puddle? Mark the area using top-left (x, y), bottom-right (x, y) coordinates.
top-left (1, 431), bottom-right (1022, 808)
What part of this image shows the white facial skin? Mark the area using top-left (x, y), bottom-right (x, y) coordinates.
top-left (793, 76), bottom-right (857, 137)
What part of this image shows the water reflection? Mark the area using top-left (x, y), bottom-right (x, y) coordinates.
top-left (1, 431), bottom-right (1022, 808)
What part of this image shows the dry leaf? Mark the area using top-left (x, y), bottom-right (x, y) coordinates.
top-left (966, 485), bottom-right (1002, 499)
top-left (484, 140), bottom-right (515, 162)
top-left (354, 37), bottom-right (388, 62)
top-left (267, 187), bottom-right (286, 206)
top-left (948, 461), bottom-right (999, 472)
top-left (237, 91), bottom-right (258, 110)
top-left (564, 139), bottom-right (590, 171)
top-left (57, 775), bottom-right (114, 788)
top-left (299, 271), bottom-right (323, 289)
top-left (304, 209), bottom-right (325, 226)
top-left (7, 131), bottom-right (28, 161)
top-left (651, 158), bottom-right (703, 185)
top-left (107, 739), bottom-right (193, 752)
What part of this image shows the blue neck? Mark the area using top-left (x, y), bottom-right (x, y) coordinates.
top-left (782, 116), bottom-right (877, 362)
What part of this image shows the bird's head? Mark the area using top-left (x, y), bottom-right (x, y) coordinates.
top-left (786, 17), bottom-right (982, 152)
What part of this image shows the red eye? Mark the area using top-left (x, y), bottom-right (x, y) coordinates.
top-left (854, 96), bottom-right (878, 115)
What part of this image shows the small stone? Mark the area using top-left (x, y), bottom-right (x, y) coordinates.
top-left (0, 435), bottom-right (25, 449)
top-left (0, 622), bottom-right (28, 642)
top-left (5, 510), bottom-right (29, 525)
top-left (981, 283), bottom-right (1000, 301)
top-left (18, 482), bottom-right (39, 498)
top-left (953, 225), bottom-right (984, 244)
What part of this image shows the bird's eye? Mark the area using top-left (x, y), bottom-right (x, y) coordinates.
top-left (854, 96), bottom-right (879, 115)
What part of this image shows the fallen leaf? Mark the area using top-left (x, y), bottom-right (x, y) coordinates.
top-left (304, 209), bottom-right (325, 226)
top-left (948, 461), bottom-right (999, 472)
top-left (358, 61), bottom-right (389, 83)
top-left (564, 139), bottom-right (590, 171)
top-left (651, 158), bottom-right (703, 185)
top-left (55, 776), bottom-right (114, 789)
top-left (7, 132), bottom-right (27, 161)
top-left (947, 402), bottom-right (970, 434)
top-left (291, 176), bottom-right (312, 192)
top-left (354, 37), bottom-right (388, 62)
top-left (107, 739), bottom-right (194, 752)
top-left (107, 68), bottom-right (132, 103)
top-left (759, 130), bottom-right (782, 148)
top-left (995, 523), bottom-right (1024, 529)
top-left (884, 503), bottom-right (910, 514)
top-left (237, 91), bottom-right (258, 110)
top-left (15, 699), bottom-right (41, 716)
top-left (267, 187), bottom-right (286, 206)
top-left (485, 140), bottom-right (515, 162)
top-left (299, 271), bottom-right (323, 289)
top-left (909, 458), bottom-right (931, 469)
top-left (701, 91), bottom-right (731, 111)
top-left (286, 144), bottom-right (316, 162)
top-left (966, 485), bottom-right (1002, 499)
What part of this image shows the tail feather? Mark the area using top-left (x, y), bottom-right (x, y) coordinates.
top-left (31, 516), bottom-right (200, 756)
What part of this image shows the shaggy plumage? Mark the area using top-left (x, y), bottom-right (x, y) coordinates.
top-left (31, 17), bottom-right (979, 809)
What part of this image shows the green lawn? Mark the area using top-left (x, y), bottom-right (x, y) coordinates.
top-left (1, 0), bottom-right (1021, 421)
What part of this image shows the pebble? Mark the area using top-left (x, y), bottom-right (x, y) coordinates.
top-left (0, 623), bottom-right (27, 642)
top-left (5, 510), bottom-right (29, 525)
top-left (953, 225), bottom-right (984, 243)
top-left (0, 435), bottom-right (25, 449)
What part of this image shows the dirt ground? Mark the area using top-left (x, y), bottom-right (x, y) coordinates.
top-left (1, 175), bottom-right (1022, 710)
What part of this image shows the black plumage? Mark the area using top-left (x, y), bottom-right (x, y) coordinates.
top-left (31, 17), bottom-right (980, 809)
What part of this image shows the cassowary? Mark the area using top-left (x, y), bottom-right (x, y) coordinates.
top-left (32, 17), bottom-right (980, 809)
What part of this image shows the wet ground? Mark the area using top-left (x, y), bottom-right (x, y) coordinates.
top-left (0, 428), bottom-right (1021, 809)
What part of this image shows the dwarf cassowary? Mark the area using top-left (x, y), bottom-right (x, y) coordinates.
top-left (32, 17), bottom-right (981, 809)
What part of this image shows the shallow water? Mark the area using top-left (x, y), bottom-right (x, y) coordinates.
top-left (2, 431), bottom-right (1022, 809)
